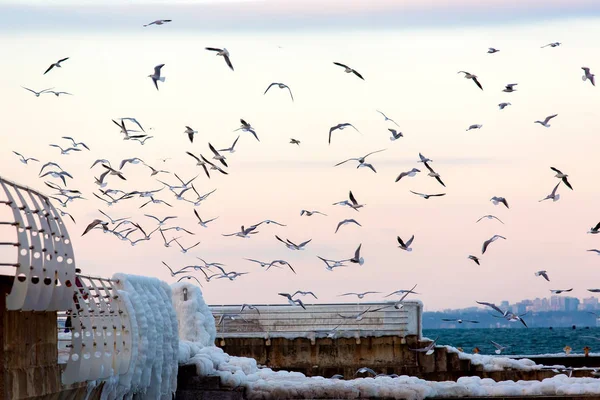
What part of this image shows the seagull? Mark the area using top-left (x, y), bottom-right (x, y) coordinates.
top-left (266, 260), bottom-right (296, 274)
top-left (481, 234), bottom-right (507, 254)
top-left (119, 157), bottom-right (144, 170)
top-left (291, 290), bottom-right (317, 299)
top-left (252, 219), bottom-right (287, 228)
top-left (148, 64), bottom-right (166, 90)
top-left (410, 191), bottom-right (446, 200)
top-left (534, 114), bottom-right (558, 127)
top-left (417, 153), bottom-right (432, 164)
top-left (61, 137), bottom-right (89, 150)
top-left (208, 143), bottom-right (228, 167)
top-left (184, 126), bottom-right (198, 143)
top-left (278, 293), bottom-right (306, 309)
top-left (385, 289), bottom-right (420, 297)
top-left (588, 222), bottom-right (600, 234)
top-left (550, 167), bottom-right (573, 190)
top-left (582, 67), bottom-right (595, 86)
top-left (119, 117), bottom-right (145, 132)
top-left (161, 261), bottom-right (192, 277)
top-left (539, 181), bottom-right (562, 202)
top-left (173, 238), bottom-right (201, 254)
top-left (222, 225), bottom-right (258, 238)
top-left (46, 90), bottom-right (73, 97)
top-left (205, 47), bottom-right (234, 71)
top-left (329, 123), bottom-right (359, 144)
top-left (441, 318), bottom-right (479, 324)
top-left (541, 42), bottom-right (561, 48)
top-left (491, 341), bottom-right (509, 354)
top-left (348, 243), bottom-right (364, 265)
top-left (49, 144), bottom-right (81, 155)
top-left (300, 210), bottom-right (327, 217)
top-left (143, 19), bottom-right (172, 27)
top-left (275, 235), bottom-right (311, 251)
top-left (98, 210), bottom-right (130, 225)
top-left (43, 57), bottom-right (69, 75)
top-left (376, 110), bottom-right (399, 126)
top-left (468, 255), bottom-right (480, 265)
top-left (264, 83), bottom-right (294, 101)
top-left (333, 190), bottom-right (365, 211)
top-left (290, 138), bottom-right (301, 145)
top-left (498, 102), bottom-right (511, 110)
top-left (144, 214), bottom-right (177, 226)
top-left (388, 129), bottom-right (403, 141)
top-left (82, 219), bottom-right (108, 236)
top-left (335, 149), bottom-right (386, 170)
top-left (335, 219), bottom-right (361, 233)
top-left (185, 152), bottom-right (225, 178)
top-left (397, 235), bottom-right (414, 252)
top-left (333, 62), bottom-right (364, 80)
top-left (490, 196), bottom-right (509, 208)
top-left (502, 83), bottom-right (518, 92)
top-left (317, 256), bottom-right (348, 271)
top-left (390, 285), bottom-right (418, 310)
top-left (143, 163), bottom-right (168, 176)
top-left (535, 270), bottom-right (550, 281)
top-left (394, 169), bottom-right (421, 184)
top-left (193, 210), bottom-right (218, 228)
top-left (219, 136), bottom-right (240, 153)
top-left (354, 367), bottom-right (376, 376)
top-left (21, 86), bottom-right (53, 97)
top-left (423, 161), bottom-right (445, 187)
top-left (13, 151), bottom-right (39, 164)
top-left (245, 259), bottom-right (273, 269)
top-left (466, 124), bottom-right (483, 131)
top-left (102, 164), bottom-right (126, 180)
top-left (409, 337), bottom-right (438, 355)
top-left (588, 249), bottom-right (600, 255)
top-left (40, 170), bottom-right (73, 186)
top-left (487, 48), bottom-right (500, 53)
top-left (339, 291), bottom-right (380, 299)
top-left (240, 304), bottom-right (260, 314)
top-left (550, 288), bottom-right (573, 294)
top-left (458, 71), bottom-right (483, 90)
top-left (476, 215), bottom-right (504, 224)
top-left (338, 307), bottom-right (384, 321)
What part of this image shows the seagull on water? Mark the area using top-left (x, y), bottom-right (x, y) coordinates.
top-left (184, 126), bottom-right (198, 143)
top-left (333, 62), bottom-right (364, 80)
top-left (22, 86), bottom-right (53, 97)
top-left (481, 234), bottom-right (506, 254)
top-left (582, 67), bottom-right (595, 86)
top-left (534, 114), bottom-right (558, 127)
top-left (205, 47), bottom-right (234, 71)
top-left (376, 110), bottom-right (400, 126)
top-left (498, 102), bottom-right (511, 110)
top-left (487, 48), bottom-right (500, 54)
top-left (476, 215), bottom-right (504, 224)
top-left (466, 124), bottom-right (483, 131)
top-left (458, 71), bottom-right (483, 90)
top-left (329, 123), bottom-right (359, 144)
top-left (148, 64), bottom-right (166, 90)
top-left (143, 19), bottom-right (172, 27)
top-left (13, 151), bottom-right (39, 164)
top-left (397, 235), bottom-right (414, 252)
top-left (539, 181), bottom-right (561, 202)
top-left (502, 83), bottom-right (518, 92)
top-left (44, 57), bottom-right (69, 75)
top-left (333, 190), bottom-right (365, 211)
top-left (468, 255), bottom-right (480, 265)
top-left (388, 128), bottom-right (403, 141)
top-left (410, 191), bottom-right (446, 200)
top-left (395, 168), bottom-right (420, 182)
top-left (264, 82), bottom-right (294, 101)
top-left (550, 167), bottom-right (573, 190)
top-left (335, 219), bottom-right (361, 233)
top-left (490, 196), bottom-right (509, 208)
top-left (535, 270), bottom-right (550, 281)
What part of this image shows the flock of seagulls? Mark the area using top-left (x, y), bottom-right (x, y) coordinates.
top-left (11, 20), bottom-right (600, 362)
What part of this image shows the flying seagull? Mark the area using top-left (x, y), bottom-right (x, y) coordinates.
top-left (589, 222), bottom-right (600, 234)
top-left (46, 90), bottom-right (73, 97)
top-left (275, 235), bottom-right (311, 251)
top-left (539, 181), bottom-right (561, 202)
top-left (184, 126), bottom-right (198, 143)
top-left (278, 293), bottom-right (306, 309)
top-left (44, 57), bottom-right (69, 75)
top-left (300, 210), bottom-right (327, 217)
top-left (423, 161), bottom-right (445, 187)
top-left (490, 196), bottom-right (509, 208)
top-left (441, 318), bottom-right (479, 324)
top-left (397, 235), bottom-right (414, 252)
top-left (395, 168), bottom-right (420, 182)
top-left (82, 219), bottom-right (108, 236)
top-left (534, 114), bottom-right (558, 127)
top-left (468, 255), bottom-right (480, 265)
top-left (535, 270), bottom-right (550, 281)
top-left (205, 47), bottom-right (234, 71)
top-left (264, 83), bottom-right (294, 101)
top-left (335, 219), bottom-right (361, 233)
top-left (267, 260), bottom-right (296, 274)
top-left (334, 149), bottom-right (385, 171)
top-left (21, 86), bottom-right (54, 97)
top-left (329, 123), bottom-right (359, 145)
top-left (541, 42), bottom-right (561, 48)
top-left (388, 128), bottom-right (403, 141)
top-left (410, 191), bottom-right (446, 200)
top-left (487, 48), bottom-right (500, 54)
top-left (418, 153), bottom-right (432, 164)
top-left (290, 138), bottom-right (301, 145)
top-left (333, 190), bottom-right (365, 211)
top-left (208, 143), bottom-right (228, 167)
top-left (582, 67), bottom-right (595, 86)
top-left (588, 249), bottom-right (600, 255)
top-left (291, 290), bottom-right (317, 299)
top-left (502, 83), bottom-right (518, 93)
top-left (339, 291), bottom-right (380, 299)
top-left (550, 167), bottom-right (573, 190)
top-left (476, 215), bottom-right (504, 224)
top-left (481, 234), bottom-right (506, 254)
top-left (376, 110), bottom-right (400, 126)
top-left (62, 137), bottom-right (89, 150)
top-left (49, 144), bottom-right (81, 155)
top-left (148, 64), bottom-right (165, 90)
top-left (333, 62), bottom-right (364, 80)
top-left (219, 136), bottom-right (240, 153)
top-left (349, 243), bottom-right (364, 265)
top-left (498, 102), bottom-right (511, 110)
top-left (458, 71), bottom-right (483, 90)
top-left (409, 337), bottom-right (438, 355)
top-left (143, 19), bottom-right (172, 27)
top-left (550, 288), bottom-right (573, 294)
top-left (193, 209), bottom-right (218, 228)
top-left (13, 151), bottom-right (39, 164)
top-left (466, 124), bottom-right (483, 131)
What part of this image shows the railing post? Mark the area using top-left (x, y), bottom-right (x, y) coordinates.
top-left (183, 288), bottom-right (188, 301)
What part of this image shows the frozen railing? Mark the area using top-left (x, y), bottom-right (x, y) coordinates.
top-left (210, 301), bottom-right (422, 340)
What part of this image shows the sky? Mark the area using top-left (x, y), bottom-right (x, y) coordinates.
top-left (1, 1), bottom-right (600, 311)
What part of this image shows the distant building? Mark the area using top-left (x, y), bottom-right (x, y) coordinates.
top-left (564, 297), bottom-right (580, 312)
top-left (582, 297), bottom-right (598, 311)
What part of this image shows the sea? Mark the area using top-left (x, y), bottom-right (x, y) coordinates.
top-left (423, 328), bottom-right (600, 356)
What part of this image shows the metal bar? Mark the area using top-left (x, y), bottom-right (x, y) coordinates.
top-left (77, 273), bottom-right (118, 283)
top-left (0, 242), bottom-right (19, 246)
top-left (0, 221), bottom-right (18, 226)
top-left (0, 177), bottom-right (50, 199)
top-left (0, 263), bottom-right (18, 267)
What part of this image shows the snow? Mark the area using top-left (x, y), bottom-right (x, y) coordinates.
top-left (444, 345), bottom-right (544, 371)
top-left (94, 274), bottom-right (179, 400)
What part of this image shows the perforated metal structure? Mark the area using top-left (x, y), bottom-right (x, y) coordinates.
top-left (0, 176), bottom-right (76, 311)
